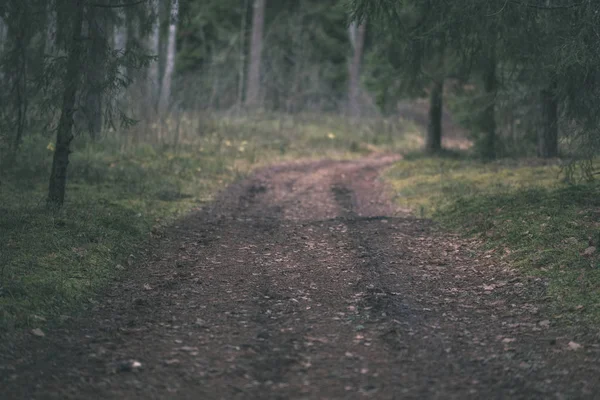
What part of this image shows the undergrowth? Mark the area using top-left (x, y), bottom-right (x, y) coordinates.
top-left (385, 153), bottom-right (600, 322)
top-left (0, 113), bottom-right (419, 331)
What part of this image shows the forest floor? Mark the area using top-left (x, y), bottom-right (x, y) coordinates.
top-left (2, 151), bottom-right (599, 399)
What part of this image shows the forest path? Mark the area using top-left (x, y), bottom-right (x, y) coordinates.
top-left (2, 153), bottom-right (599, 399)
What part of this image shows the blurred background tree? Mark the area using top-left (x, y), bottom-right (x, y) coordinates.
top-left (2, 0), bottom-right (600, 208)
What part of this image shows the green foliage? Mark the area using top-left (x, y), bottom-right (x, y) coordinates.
top-left (350, 0), bottom-right (600, 159)
top-left (177, 0), bottom-right (350, 111)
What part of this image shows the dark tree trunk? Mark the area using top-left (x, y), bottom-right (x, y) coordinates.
top-left (538, 81), bottom-right (558, 158)
top-left (481, 47), bottom-right (497, 160)
top-left (83, 7), bottom-right (105, 140)
top-left (147, 0), bottom-right (161, 110)
top-left (348, 22), bottom-right (366, 117)
top-left (47, 0), bottom-right (85, 209)
top-left (6, 5), bottom-right (29, 157)
top-left (245, 0), bottom-right (266, 108)
top-left (124, 4), bottom-right (138, 79)
top-left (426, 79), bottom-right (443, 153)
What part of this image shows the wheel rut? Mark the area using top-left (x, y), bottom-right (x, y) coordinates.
top-left (1, 153), bottom-right (599, 399)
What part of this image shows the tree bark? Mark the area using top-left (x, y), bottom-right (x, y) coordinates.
top-left (237, 0), bottom-right (249, 108)
top-left (147, 0), bottom-right (161, 110)
top-left (83, 7), bottom-right (105, 139)
top-left (47, 0), bottom-right (85, 208)
top-left (481, 47), bottom-right (497, 160)
top-left (6, 5), bottom-right (28, 156)
top-left (0, 16), bottom-right (7, 55)
top-left (45, 4), bottom-right (58, 56)
top-left (348, 21), bottom-right (366, 117)
top-left (113, 11), bottom-right (127, 53)
top-left (245, 0), bottom-right (266, 108)
top-left (158, 0), bottom-right (178, 116)
top-left (538, 81), bottom-right (558, 158)
top-left (426, 79), bottom-right (443, 153)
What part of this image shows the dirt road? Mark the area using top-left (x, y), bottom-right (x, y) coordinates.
top-left (2, 154), bottom-right (599, 399)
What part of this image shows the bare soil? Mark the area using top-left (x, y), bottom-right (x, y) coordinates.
top-left (2, 153), bottom-right (599, 399)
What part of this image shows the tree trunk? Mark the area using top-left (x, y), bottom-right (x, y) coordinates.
top-left (538, 81), bottom-right (558, 158)
top-left (113, 11), bottom-right (127, 53)
top-left (83, 7), bottom-right (105, 140)
top-left (245, 0), bottom-right (266, 108)
top-left (158, 0), bottom-right (178, 116)
top-left (237, 0), bottom-right (249, 108)
top-left (348, 21), bottom-right (366, 117)
top-left (147, 0), bottom-right (161, 110)
top-left (123, 3), bottom-right (141, 84)
top-left (426, 79), bottom-right (443, 153)
top-left (481, 48), bottom-right (497, 160)
top-left (45, 4), bottom-right (58, 56)
top-left (0, 16), bottom-right (7, 55)
top-left (47, 0), bottom-right (85, 209)
top-left (7, 6), bottom-right (28, 156)
top-left (0, 17), bottom-right (5, 88)
top-left (158, 0), bottom-right (169, 90)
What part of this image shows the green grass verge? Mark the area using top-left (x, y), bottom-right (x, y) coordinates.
top-left (0, 114), bottom-right (420, 331)
top-left (385, 153), bottom-right (600, 322)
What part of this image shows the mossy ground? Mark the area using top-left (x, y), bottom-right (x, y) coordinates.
top-left (385, 152), bottom-right (600, 322)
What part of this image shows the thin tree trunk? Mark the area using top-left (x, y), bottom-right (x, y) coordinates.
top-left (237, 0), bottom-right (249, 109)
top-left (113, 8), bottom-right (127, 110)
top-left (125, 5), bottom-right (137, 77)
top-left (12, 45), bottom-right (27, 154)
top-left (8, 6), bottom-right (28, 156)
top-left (0, 15), bottom-right (6, 87)
top-left (158, 0), bottom-right (178, 116)
top-left (147, 0), bottom-right (161, 110)
top-left (113, 12), bottom-right (127, 53)
top-left (0, 16), bottom-right (7, 55)
top-left (45, 4), bottom-right (58, 56)
top-left (481, 47), bottom-right (497, 160)
top-left (348, 21), bottom-right (366, 117)
top-left (245, 0), bottom-right (266, 108)
top-left (426, 79), bottom-right (443, 153)
top-left (158, 0), bottom-right (169, 90)
top-left (83, 7), bottom-right (105, 140)
top-left (538, 80), bottom-right (558, 158)
top-left (47, 0), bottom-right (85, 208)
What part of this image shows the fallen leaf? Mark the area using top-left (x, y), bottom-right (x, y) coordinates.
top-left (143, 283), bottom-right (152, 291)
top-left (118, 360), bottom-right (143, 372)
top-left (306, 336), bottom-right (328, 344)
top-left (568, 341), bottom-right (582, 351)
top-left (539, 320), bottom-right (551, 328)
top-left (178, 346), bottom-right (199, 352)
top-left (583, 246), bottom-right (596, 257)
top-left (483, 284), bottom-right (495, 291)
top-left (31, 328), bottom-right (45, 337)
top-left (501, 338), bottom-right (516, 344)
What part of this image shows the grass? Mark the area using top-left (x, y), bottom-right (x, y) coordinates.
top-left (385, 152), bottom-right (600, 322)
top-left (0, 113), bottom-right (420, 331)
